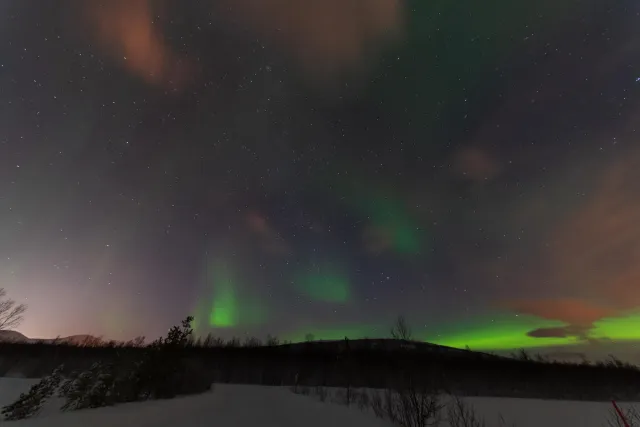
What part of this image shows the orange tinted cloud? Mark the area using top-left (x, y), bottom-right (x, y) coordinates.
top-left (246, 212), bottom-right (291, 256)
top-left (547, 151), bottom-right (640, 310)
top-left (453, 146), bottom-right (501, 182)
top-left (506, 298), bottom-right (615, 326)
top-left (363, 225), bottom-right (393, 254)
top-left (83, 0), bottom-right (190, 87)
top-left (83, 0), bottom-right (404, 86)
top-left (499, 141), bottom-right (640, 335)
top-left (219, 0), bottom-right (405, 76)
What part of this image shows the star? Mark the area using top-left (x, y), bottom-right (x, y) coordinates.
top-left (0, 0), bottom-right (638, 361)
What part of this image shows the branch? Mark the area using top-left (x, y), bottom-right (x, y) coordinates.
top-left (0, 288), bottom-right (27, 330)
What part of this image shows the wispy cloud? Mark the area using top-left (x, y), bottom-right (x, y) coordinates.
top-left (82, 0), bottom-right (405, 86)
top-left (246, 212), bottom-right (291, 256)
top-left (218, 0), bottom-right (405, 76)
top-left (83, 0), bottom-right (192, 88)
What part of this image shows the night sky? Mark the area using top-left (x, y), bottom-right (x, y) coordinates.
top-left (1, 1), bottom-right (640, 357)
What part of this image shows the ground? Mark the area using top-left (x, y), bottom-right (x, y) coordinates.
top-left (1, 379), bottom-right (639, 426)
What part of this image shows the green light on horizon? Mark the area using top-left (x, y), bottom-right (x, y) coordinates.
top-left (422, 315), bottom-right (574, 350)
top-left (260, 311), bottom-right (640, 352)
top-left (592, 313), bottom-right (640, 341)
top-left (284, 325), bottom-right (381, 343)
top-left (422, 312), bottom-right (640, 351)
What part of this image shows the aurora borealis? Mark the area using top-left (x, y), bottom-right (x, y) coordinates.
top-left (1, 0), bottom-right (640, 360)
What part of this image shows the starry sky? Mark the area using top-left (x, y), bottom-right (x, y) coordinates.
top-left (1, 0), bottom-right (640, 357)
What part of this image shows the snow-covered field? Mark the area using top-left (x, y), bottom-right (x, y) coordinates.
top-left (1, 378), bottom-right (639, 426)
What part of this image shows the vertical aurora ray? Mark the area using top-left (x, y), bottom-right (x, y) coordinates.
top-left (208, 263), bottom-right (237, 327)
top-left (192, 257), bottom-right (268, 332)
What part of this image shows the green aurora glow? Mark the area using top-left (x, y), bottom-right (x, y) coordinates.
top-left (284, 325), bottom-right (383, 343)
top-left (193, 259), bottom-right (267, 331)
top-left (282, 312), bottom-right (640, 351)
top-left (208, 267), bottom-right (237, 327)
top-left (591, 313), bottom-right (640, 342)
top-left (422, 315), bottom-right (571, 350)
top-left (363, 194), bottom-right (422, 255)
top-left (295, 266), bottom-right (351, 303)
top-left (422, 313), bottom-right (640, 351)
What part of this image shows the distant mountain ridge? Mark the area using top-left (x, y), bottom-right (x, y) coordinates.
top-left (0, 330), bottom-right (105, 346)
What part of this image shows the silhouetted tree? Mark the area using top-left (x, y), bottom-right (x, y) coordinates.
top-left (518, 348), bottom-right (531, 362)
top-left (0, 288), bottom-right (27, 330)
top-left (202, 333), bottom-right (214, 347)
top-left (390, 315), bottom-right (412, 341)
top-left (132, 336), bottom-right (146, 347)
top-left (243, 337), bottom-right (262, 347)
top-left (266, 334), bottom-right (280, 346)
top-left (226, 337), bottom-right (240, 348)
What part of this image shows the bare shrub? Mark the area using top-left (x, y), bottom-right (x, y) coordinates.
top-left (357, 388), bottom-right (370, 411)
top-left (384, 387), bottom-right (400, 424)
top-left (370, 390), bottom-right (387, 419)
top-left (332, 384), bottom-right (360, 407)
top-left (333, 388), bottom-right (349, 405)
top-left (299, 386), bottom-right (311, 396)
top-left (348, 388), bottom-right (361, 407)
top-left (447, 396), bottom-right (485, 427)
top-left (607, 405), bottom-right (640, 427)
top-left (315, 385), bottom-right (328, 402)
top-left (394, 380), bottom-right (443, 427)
top-left (368, 380), bottom-right (443, 427)
top-left (497, 414), bottom-right (517, 427)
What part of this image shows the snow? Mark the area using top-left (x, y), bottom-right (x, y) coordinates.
top-left (458, 395), bottom-right (639, 427)
top-left (310, 387), bottom-right (640, 427)
top-left (0, 379), bottom-right (638, 426)
top-left (0, 380), bottom-right (393, 427)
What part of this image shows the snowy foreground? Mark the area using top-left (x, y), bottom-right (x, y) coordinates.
top-left (1, 378), bottom-right (639, 426)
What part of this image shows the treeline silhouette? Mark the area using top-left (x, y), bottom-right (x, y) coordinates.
top-left (0, 334), bottom-right (638, 402)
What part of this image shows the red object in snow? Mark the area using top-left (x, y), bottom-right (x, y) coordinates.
top-left (612, 400), bottom-right (630, 427)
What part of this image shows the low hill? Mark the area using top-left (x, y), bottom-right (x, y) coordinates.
top-left (282, 338), bottom-right (502, 360)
